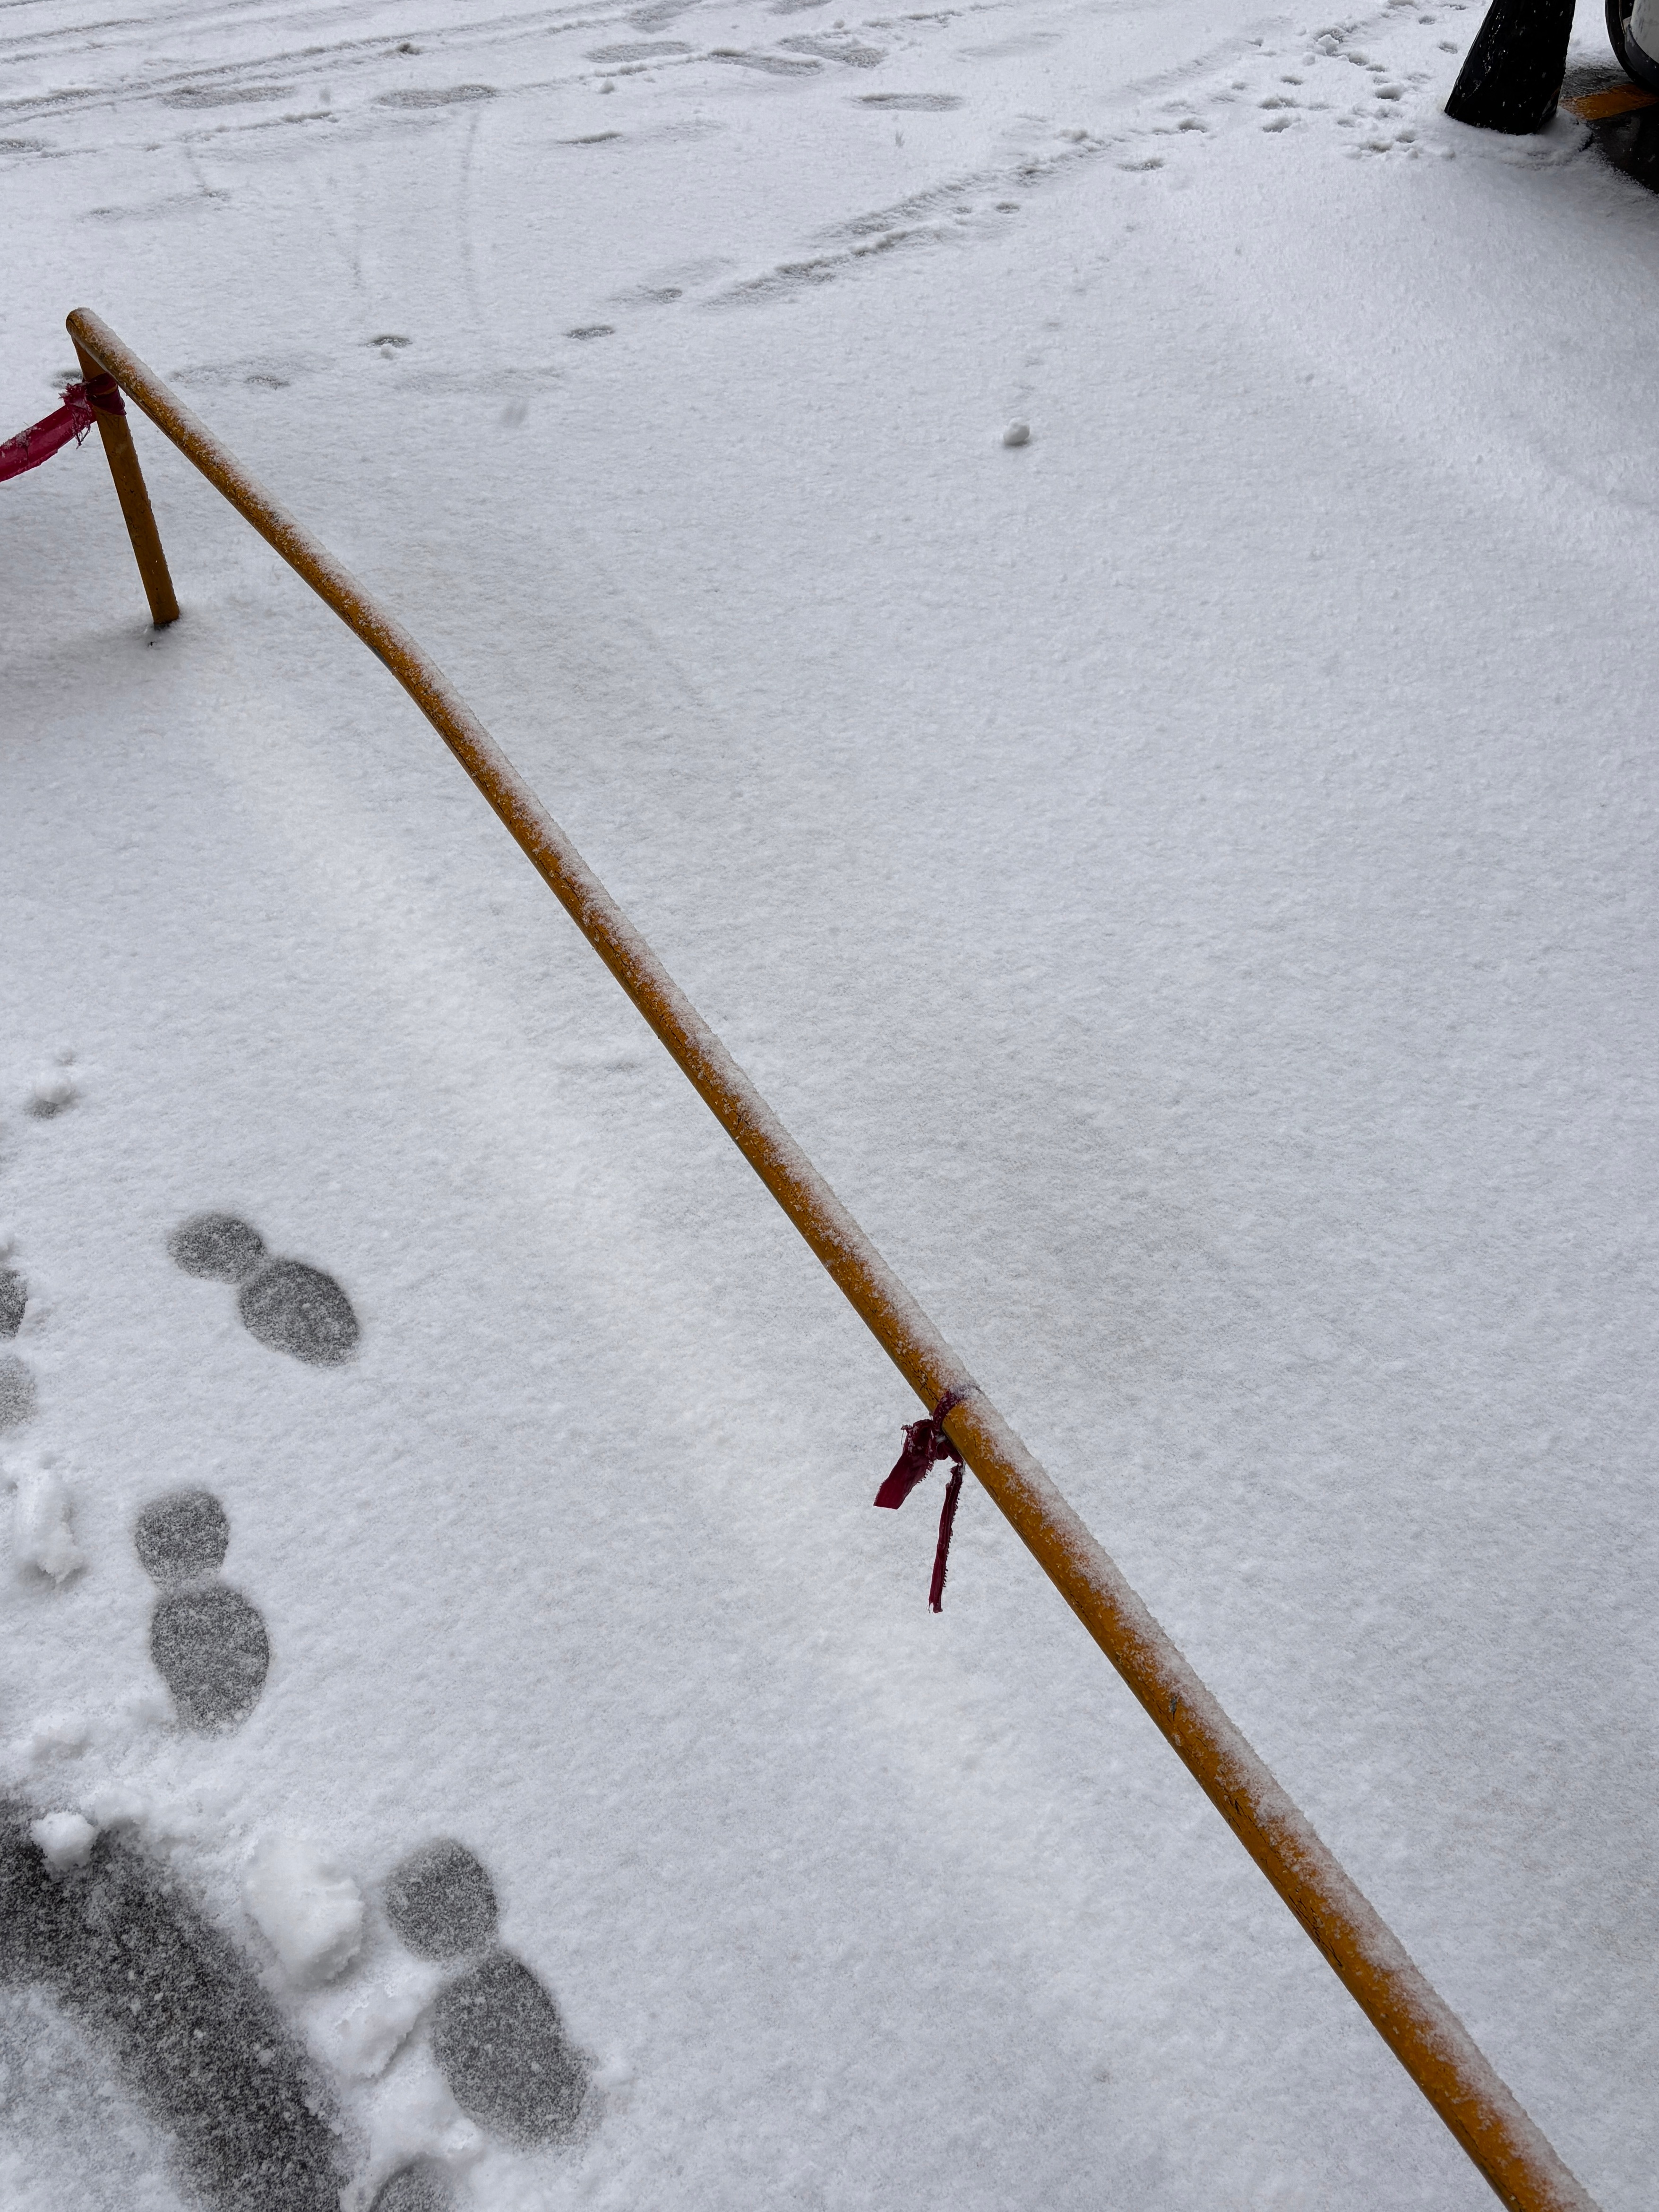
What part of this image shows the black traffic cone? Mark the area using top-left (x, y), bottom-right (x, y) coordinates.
top-left (1444, 0), bottom-right (1576, 131)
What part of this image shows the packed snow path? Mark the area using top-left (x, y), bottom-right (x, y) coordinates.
top-left (2, 0), bottom-right (1656, 2205)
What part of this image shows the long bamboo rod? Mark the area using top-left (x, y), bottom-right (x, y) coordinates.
top-left (66, 306), bottom-right (1597, 2212)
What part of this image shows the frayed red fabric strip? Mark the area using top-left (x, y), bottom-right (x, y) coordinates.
top-left (928, 1465), bottom-right (964, 1613)
top-left (0, 376), bottom-right (123, 486)
top-left (0, 404), bottom-right (83, 484)
top-left (874, 1389), bottom-right (967, 1609)
top-left (873, 1415), bottom-right (947, 1509)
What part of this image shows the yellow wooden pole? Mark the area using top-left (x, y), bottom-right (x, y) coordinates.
top-left (71, 335), bottom-right (180, 627)
top-left (65, 305), bottom-right (1599, 2212)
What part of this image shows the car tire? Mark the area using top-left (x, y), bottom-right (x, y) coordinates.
top-left (1608, 0), bottom-right (1635, 73)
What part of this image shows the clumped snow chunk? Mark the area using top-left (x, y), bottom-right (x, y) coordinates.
top-left (9, 1458), bottom-right (85, 1583)
top-left (26, 1066), bottom-right (77, 1118)
top-left (243, 1835), bottom-right (366, 1985)
top-left (81, 1783), bottom-right (147, 1830)
top-left (363, 2059), bottom-right (483, 2184)
top-left (31, 1810), bottom-right (97, 1870)
top-left (23, 1712), bottom-right (90, 1761)
top-left (1002, 420), bottom-right (1031, 446)
top-left (320, 1970), bottom-right (438, 2079)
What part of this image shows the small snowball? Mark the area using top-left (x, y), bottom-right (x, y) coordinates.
top-left (27, 1069), bottom-right (78, 1118)
top-left (1002, 420), bottom-right (1031, 447)
top-left (10, 1459), bottom-right (85, 1583)
top-left (31, 1810), bottom-right (96, 1870)
top-left (244, 1835), bottom-right (366, 1986)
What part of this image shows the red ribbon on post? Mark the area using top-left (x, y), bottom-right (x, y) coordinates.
top-left (0, 374), bottom-right (124, 485)
top-left (875, 1389), bottom-right (966, 1612)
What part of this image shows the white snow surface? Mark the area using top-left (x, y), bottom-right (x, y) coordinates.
top-left (2, 0), bottom-right (1657, 2204)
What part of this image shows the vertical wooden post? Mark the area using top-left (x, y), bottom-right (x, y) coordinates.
top-left (71, 337), bottom-right (180, 627)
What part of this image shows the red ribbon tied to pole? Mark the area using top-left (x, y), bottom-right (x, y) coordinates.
top-left (0, 374), bottom-right (124, 486)
top-left (875, 1389), bottom-right (966, 1612)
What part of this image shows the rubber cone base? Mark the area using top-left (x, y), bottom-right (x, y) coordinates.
top-left (1445, 0), bottom-right (1577, 131)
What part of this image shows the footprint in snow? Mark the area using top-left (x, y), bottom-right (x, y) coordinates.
top-left (384, 1838), bottom-right (588, 2144)
top-left (3, 1203), bottom-right (589, 2196)
top-left (709, 48), bottom-right (822, 73)
top-left (371, 2162), bottom-right (456, 2211)
top-left (0, 1799), bottom-right (590, 2205)
top-left (0, 1350), bottom-right (36, 1432)
top-left (857, 91), bottom-right (962, 109)
top-left (136, 1488), bottom-right (270, 1732)
top-left (371, 2159), bottom-right (458, 2212)
top-left (169, 1211), bottom-right (361, 1365)
top-left (376, 84), bottom-right (497, 108)
top-left (0, 1263), bottom-right (34, 1431)
top-left (0, 1800), bottom-right (345, 2211)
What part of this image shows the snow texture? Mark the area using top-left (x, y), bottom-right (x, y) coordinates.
top-left (2, 0), bottom-right (1656, 2205)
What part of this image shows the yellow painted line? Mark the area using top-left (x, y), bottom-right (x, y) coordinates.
top-left (1564, 84), bottom-right (1659, 120)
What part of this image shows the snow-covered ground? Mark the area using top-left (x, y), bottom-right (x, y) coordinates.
top-left (2, 0), bottom-right (1656, 2203)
